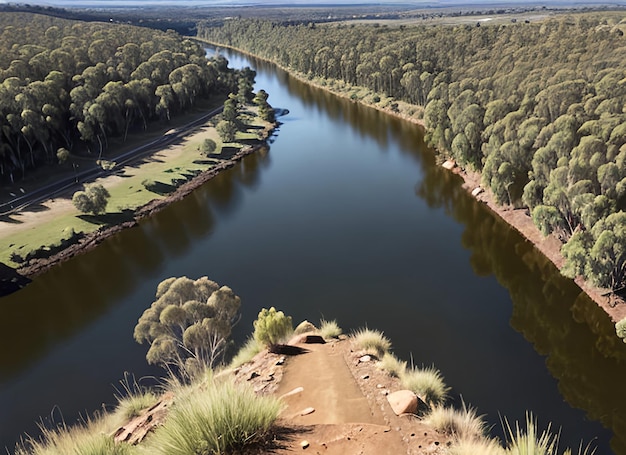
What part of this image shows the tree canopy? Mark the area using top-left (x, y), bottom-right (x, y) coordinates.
top-left (201, 14), bottom-right (626, 290)
top-left (0, 12), bottom-right (254, 184)
top-left (133, 276), bottom-right (241, 374)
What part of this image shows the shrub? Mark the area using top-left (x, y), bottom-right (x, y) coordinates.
top-left (253, 307), bottom-right (293, 347)
top-left (200, 138), bottom-right (217, 155)
top-left (72, 183), bottom-right (110, 215)
top-left (319, 319), bottom-right (342, 339)
top-left (216, 120), bottom-right (238, 142)
top-left (373, 95), bottom-right (381, 103)
top-left (140, 379), bottom-right (282, 455)
top-left (351, 328), bottom-right (391, 357)
top-left (400, 365), bottom-right (449, 405)
top-left (422, 403), bottom-right (487, 441)
top-left (378, 352), bottom-right (407, 378)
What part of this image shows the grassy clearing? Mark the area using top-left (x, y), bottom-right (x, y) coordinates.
top-left (422, 403), bottom-right (487, 442)
top-left (400, 365), bottom-right (449, 405)
top-left (139, 379), bottom-right (282, 455)
top-left (0, 110), bottom-right (270, 267)
top-left (319, 319), bottom-right (342, 339)
top-left (351, 328), bottom-right (392, 357)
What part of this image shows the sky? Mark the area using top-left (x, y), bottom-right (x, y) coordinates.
top-left (3, 0), bottom-right (625, 7)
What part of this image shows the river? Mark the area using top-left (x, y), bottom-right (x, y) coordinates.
top-left (1, 47), bottom-right (626, 454)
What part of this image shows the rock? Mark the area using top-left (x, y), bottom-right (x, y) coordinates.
top-left (300, 407), bottom-right (315, 416)
top-left (359, 355), bottom-right (372, 363)
top-left (442, 159), bottom-right (456, 170)
top-left (247, 371), bottom-right (260, 381)
top-left (386, 390), bottom-right (418, 415)
top-left (280, 386), bottom-right (304, 399)
top-left (276, 356), bottom-right (286, 365)
top-left (471, 186), bottom-right (484, 197)
top-left (361, 374), bottom-right (370, 380)
top-left (294, 320), bottom-right (318, 335)
top-left (300, 440), bottom-right (310, 449)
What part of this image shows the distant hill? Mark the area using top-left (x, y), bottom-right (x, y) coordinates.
top-left (3, 0), bottom-right (625, 9)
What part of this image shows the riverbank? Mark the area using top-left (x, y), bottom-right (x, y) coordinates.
top-left (204, 40), bottom-right (626, 324)
top-left (0, 112), bottom-right (276, 292)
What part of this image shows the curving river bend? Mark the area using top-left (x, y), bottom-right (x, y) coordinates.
top-left (1, 48), bottom-right (626, 454)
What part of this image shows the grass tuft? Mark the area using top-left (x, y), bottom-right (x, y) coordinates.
top-left (140, 379), bottom-right (282, 455)
top-left (447, 438), bottom-right (506, 455)
top-left (230, 337), bottom-right (263, 369)
top-left (400, 365), bottom-right (449, 405)
top-left (377, 352), bottom-right (407, 378)
top-left (503, 413), bottom-right (558, 455)
top-left (319, 319), bottom-right (342, 339)
top-left (422, 402), bottom-right (487, 442)
top-left (15, 416), bottom-right (131, 455)
top-left (351, 328), bottom-right (391, 357)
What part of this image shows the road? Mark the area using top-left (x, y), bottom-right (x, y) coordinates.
top-left (0, 106), bottom-right (223, 216)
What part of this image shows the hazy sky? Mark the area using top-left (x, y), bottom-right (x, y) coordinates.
top-left (5, 0), bottom-right (626, 7)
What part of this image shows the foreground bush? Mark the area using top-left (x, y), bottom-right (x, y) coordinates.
top-left (253, 307), bottom-right (293, 348)
top-left (140, 380), bottom-right (282, 455)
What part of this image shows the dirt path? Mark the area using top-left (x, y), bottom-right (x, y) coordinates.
top-left (258, 338), bottom-right (449, 454)
top-left (276, 342), bottom-right (384, 425)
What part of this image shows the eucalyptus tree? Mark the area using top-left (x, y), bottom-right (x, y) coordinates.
top-left (133, 276), bottom-right (241, 375)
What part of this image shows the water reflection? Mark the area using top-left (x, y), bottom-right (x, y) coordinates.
top-left (416, 165), bottom-right (626, 452)
top-left (0, 150), bottom-right (270, 387)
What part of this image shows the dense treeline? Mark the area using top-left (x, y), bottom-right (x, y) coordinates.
top-left (0, 12), bottom-right (247, 183)
top-left (200, 15), bottom-right (626, 291)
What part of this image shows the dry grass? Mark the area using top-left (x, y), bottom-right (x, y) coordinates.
top-left (351, 328), bottom-right (392, 357)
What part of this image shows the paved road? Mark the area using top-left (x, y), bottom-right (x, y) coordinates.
top-left (0, 106), bottom-right (223, 216)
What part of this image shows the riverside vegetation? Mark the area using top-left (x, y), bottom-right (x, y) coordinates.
top-left (0, 12), bottom-right (279, 270)
top-left (13, 276), bottom-right (596, 455)
top-left (199, 12), bottom-right (626, 331)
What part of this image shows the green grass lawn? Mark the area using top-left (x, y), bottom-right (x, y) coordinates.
top-left (0, 110), bottom-right (269, 267)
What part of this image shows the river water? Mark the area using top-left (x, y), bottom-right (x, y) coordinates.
top-left (1, 48), bottom-right (626, 454)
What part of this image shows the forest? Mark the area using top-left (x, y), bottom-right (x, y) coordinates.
top-left (199, 14), bottom-right (626, 293)
top-left (0, 13), bottom-right (250, 185)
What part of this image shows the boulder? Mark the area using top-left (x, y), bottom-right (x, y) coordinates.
top-left (442, 160), bottom-right (456, 170)
top-left (471, 186), bottom-right (484, 197)
top-left (294, 320), bottom-right (318, 335)
top-left (386, 390), bottom-right (418, 415)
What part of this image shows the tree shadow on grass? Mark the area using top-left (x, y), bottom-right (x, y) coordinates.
top-left (218, 146), bottom-right (241, 160)
top-left (144, 181), bottom-right (176, 195)
top-left (21, 202), bottom-right (50, 214)
top-left (77, 208), bottom-right (135, 225)
top-left (193, 159), bottom-right (219, 165)
top-left (0, 214), bottom-right (22, 224)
